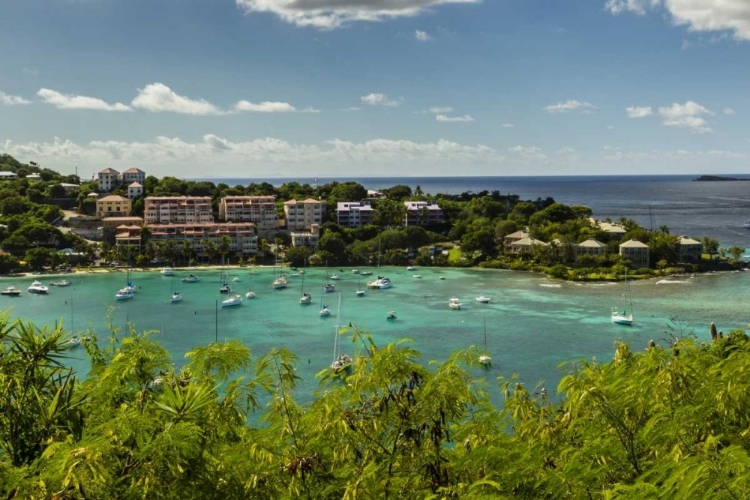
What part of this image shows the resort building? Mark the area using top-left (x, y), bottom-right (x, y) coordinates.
top-left (509, 237), bottom-right (549, 254)
top-left (219, 195), bottom-right (279, 230)
top-left (0, 171), bottom-right (18, 180)
top-left (115, 225), bottom-right (143, 253)
top-left (336, 201), bottom-right (375, 228)
top-left (96, 195), bottom-right (132, 219)
top-left (127, 182), bottom-right (143, 199)
top-left (576, 239), bottom-right (607, 257)
top-left (504, 228), bottom-right (530, 247)
top-left (284, 198), bottom-right (326, 231)
top-left (144, 196), bottom-right (214, 225)
top-left (678, 236), bottom-right (703, 262)
top-left (59, 183), bottom-right (80, 195)
top-left (146, 222), bottom-right (258, 256)
top-left (97, 168), bottom-right (120, 192)
top-left (619, 239), bottom-right (650, 268)
top-left (600, 222), bottom-right (627, 239)
top-left (121, 167), bottom-right (146, 185)
top-left (290, 224), bottom-right (321, 250)
top-left (403, 201), bottom-right (444, 226)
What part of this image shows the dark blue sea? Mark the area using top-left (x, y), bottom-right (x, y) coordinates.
top-left (199, 175), bottom-right (750, 249)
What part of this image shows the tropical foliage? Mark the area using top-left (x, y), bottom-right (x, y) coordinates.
top-left (2, 310), bottom-right (750, 498)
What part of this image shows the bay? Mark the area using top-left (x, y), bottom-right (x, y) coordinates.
top-left (3, 266), bottom-right (747, 403)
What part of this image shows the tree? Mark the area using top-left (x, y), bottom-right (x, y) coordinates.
top-left (316, 232), bottom-right (347, 264)
top-left (702, 236), bottom-right (719, 260)
top-left (218, 235), bottom-right (232, 264)
top-left (24, 247), bottom-right (55, 270)
top-left (383, 184), bottom-right (412, 201)
top-left (0, 253), bottom-right (20, 273)
top-left (727, 246), bottom-right (745, 263)
top-left (284, 245), bottom-right (310, 268)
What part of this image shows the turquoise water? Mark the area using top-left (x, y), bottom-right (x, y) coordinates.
top-left (2, 267), bottom-right (748, 402)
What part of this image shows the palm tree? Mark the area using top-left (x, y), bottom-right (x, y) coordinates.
top-left (218, 234), bottom-right (231, 265)
top-left (181, 240), bottom-right (194, 266)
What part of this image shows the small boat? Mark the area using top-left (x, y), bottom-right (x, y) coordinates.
top-left (743, 219), bottom-right (750, 229)
top-left (478, 317), bottom-right (491, 367)
top-left (407, 266), bottom-right (417, 271)
top-left (115, 289), bottom-right (134, 301)
top-left (160, 267), bottom-right (174, 276)
top-left (273, 276), bottom-right (288, 289)
top-left (320, 305), bottom-right (331, 316)
top-left (50, 280), bottom-right (71, 287)
top-left (221, 294), bottom-right (243, 308)
top-left (449, 298), bottom-right (462, 310)
top-left (330, 274), bottom-right (341, 281)
top-left (330, 293), bottom-right (352, 374)
top-left (413, 274), bottom-right (421, 279)
top-left (245, 290), bottom-right (256, 299)
top-left (367, 277), bottom-right (392, 289)
top-left (220, 283), bottom-right (231, 294)
top-left (182, 274), bottom-right (200, 283)
top-left (232, 276), bottom-right (240, 282)
top-left (1, 286), bottom-right (21, 296)
top-left (611, 270), bottom-right (635, 326)
top-left (387, 311), bottom-right (397, 320)
top-left (66, 336), bottom-right (82, 348)
top-left (170, 292), bottom-right (183, 303)
top-left (356, 289), bottom-right (365, 297)
top-left (300, 292), bottom-right (312, 304)
top-left (439, 276), bottom-right (446, 280)
top-left (324, 283), bottom-right (336, 293)
top-left (352, 269), bottom-right (360, 274)
top-left (475, 296), bottom-right (491, 303)
top-left (28, 280), bottom-right (49, 294)
top-left (360, 271), bottom-right (373, 276)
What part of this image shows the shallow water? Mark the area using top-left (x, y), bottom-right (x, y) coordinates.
top-left (2, 267), bottom-right (747, 402)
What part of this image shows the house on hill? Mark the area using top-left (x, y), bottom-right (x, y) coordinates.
top-left (619, 239), bottom-right (649, 268)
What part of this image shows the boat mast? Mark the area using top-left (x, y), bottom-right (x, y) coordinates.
top-left (332, 292), bottom-right (342, 362)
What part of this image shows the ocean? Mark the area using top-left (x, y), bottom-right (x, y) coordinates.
top-left (199, 175), bottom-right (750, 248)
top-left (3, 266), bottom-right (748, 403)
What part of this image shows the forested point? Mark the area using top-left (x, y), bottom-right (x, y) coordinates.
top-left (1, 311), bottom-right (750, 499)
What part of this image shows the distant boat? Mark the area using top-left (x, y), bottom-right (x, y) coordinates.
top-left (413, 274), bottom-right (421, 279)
top-left (449, 297), bottom-right (462, 310)
top-left (28, 280), bottom-right (49, 294)
top-left (160, 267), bottom-right (174, 276)
top-left (1, 286), bottom-right (21, 296)
top-left (182, 274), bottom-right (200, 283)
top-left (330, 274), bottom-right (341, 281)
top-left (360, 271), bottom-right (373, 276)
top-left (330, 292), bottom-right (352, 374)
top-left (743, 219), bottom-right (750, 229)
top-left (300, 257), bottom-right (311, 304)
top-left (66, 336), bottom-right (82, 348)
top-left (219, 271), bottom-right (231, 293)
top-left (324, 283), bottom-right (336, 293)
top-left (50, 279), bottom-right (71, 287)
top-left (221, 294), bottom-right (243, 308)
top-left (232, 276), bottom-right (240, 282)
top-left (272, 244), bottom-right (287, 289)
top-left (352, 269), bottom-right (360, 274)
top-left (611, 271), bottom-right (634, 326)
top-left (407, 266), bottom-right (417, 271)
top-left (387, 310), bottom-right (397, 320)
top-left (475, 296), bottom-right (491, 303)
top-left (170, 292), bottom-right (183, 303)
top-left (245, 290), bottom-right (256, 299)
top-left (115, 289), bottom-right (134, 301)
top-left (478, 317), bottom-right (491, 367)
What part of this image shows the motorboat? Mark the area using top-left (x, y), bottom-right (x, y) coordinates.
top-left (387, 311), bottom-right (397, 320)
top-left (50, 280), bottom-right (71, 287)
top-left (232, 276), bottom-right (240, 282)
top-left (170, 292), bottom-right (183, 303)
top-left (66, 336), bottom-right (82, 348)
top-left (245, 290), bottom-right (256, 299)
top-left (221, 294), bottom-right (243, 308)
top-left (475, 296), bottom-right (491, 303)
top-left (1, 286), bottom-right (21, 296)
top-left (449, 298), bottom-right (462, 310)
top-left (115, 289), bottom-right (134, 300)
top-left (356, 289), bottom-right (365, 297)
top-left (330, 274), bottom-right (341, 281)
top-left (300, 292), bottom-right (312, 304)
top-left (367, 276), bottom-right (392, 289)
top-left (406, 266), bottom-right (417, 271)
top-left (319, 305), bottom-right (331, 316)
top-left (272, 276), bottom-right (288, 289)
top-left (160, 267), bottom-right (174, 276)
top-left (413, 274), bottom-right (421, 279)
top-left (181, 275), bottom-right (200, 283)
top-left (220, 283), bottom-right (231, 294)
top-left (324, 283), bottom-right (336, 293)
top-left (28, 280), bottom-right (49, 294)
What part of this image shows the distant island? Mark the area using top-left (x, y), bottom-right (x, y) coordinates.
top-left (693, 175), bottom-right (750, 182)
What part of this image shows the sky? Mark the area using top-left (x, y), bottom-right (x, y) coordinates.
top-left (0, 0), bottom-right (749, 179)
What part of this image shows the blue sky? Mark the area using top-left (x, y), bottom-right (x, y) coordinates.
top-left (1, 0), bottom-right (749, 178)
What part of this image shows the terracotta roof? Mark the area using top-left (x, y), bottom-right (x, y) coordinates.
top-left (122, 167), bottom-right (145, 174)
top-left (303, 198), bottom-right (323, 204)
top-left (128, 182), bottom-right (143, 188)
top-left (98, 195), bottom-right (130, 203)
top-left (99, 168), bottom-right (119, 175)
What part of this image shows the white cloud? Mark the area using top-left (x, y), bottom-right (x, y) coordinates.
top-left (37, 88), bottom-right (131, 111)
top-left (723, 107), bottom-right (736, 115)
top-left (557, 146), bottom-right (576, 154)
top-left (429, 106), bottom-right (452, 113)
top-left (603, 147), bottom-right (746, 162)
top-left (435, 114), bottom-right (474, 122)
top-left (501, 123), bottom-right (514, 128)
top-left (543, 100), bottom-right (596, 114)
top-left (415, 30), bottom-right (431, 41)
top-left (626, 106), bottom-right (653, 118)
top-left (234, 100), bottom-right (319, 113)
top-left (1, 135), bottom-right (503, 175)
top-left (509, 145), bottom-right (547, 160)
top-left (0, 91), bottom-right (31, 106)
top-left (131, 83), bottom-right (223, 115)
top-left (361, 93), bottom-right (400, 107)
top-left (235, 0), bottom-right (480, 30)
top-left (605, 0), bottom-right (750, 41)
top-left (342, 106), bottom-right (361, 111)
top-left (658, 100), bottom-right (714, 133)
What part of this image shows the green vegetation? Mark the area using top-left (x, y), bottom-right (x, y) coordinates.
top-left (2, 311), bottom-right (750, 498)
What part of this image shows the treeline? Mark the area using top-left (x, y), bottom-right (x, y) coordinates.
top-left (1, 312), bottom-right (749, 498)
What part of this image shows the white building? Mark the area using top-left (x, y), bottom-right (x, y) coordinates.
top-left (127, 182), bottom-right (143, 199)
top-left (403, 201), bottom-right (444, 226)
top-left (619, 239), bottom-right (650, 268)
top-left (144, 196), bottom-right (214, 225)
top-left (121, 167), bottom-right (146, 185)
top-left (98, 168), bottom-right (120, 192)
top-left (219, 195), bottom-right (279, 230)
top-left (290, 224), bottom-right (321, 249)
top-left (147, 222), bottom-right (258, 256)
top-left (284, 198), bottom-right (326, 231)
top-left (577, 239), bottom-right (607, 257)
top-left (336, 201), bottom-right (375, 228)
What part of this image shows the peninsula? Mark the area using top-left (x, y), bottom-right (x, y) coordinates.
top-left (693, 175), bottom-right (750, 181)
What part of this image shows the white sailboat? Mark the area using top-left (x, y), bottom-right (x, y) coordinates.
top-left (300, 257), bottom-right (311, 304)
top-left (182, 274), bottom-right (200, 283)
top-left (611, 271), bottom-right (634, 326)
top-left (219, 272), bottom-right (231, 294)
top-left (245, 272), bottom-right (256, 299)
top-left (366, 238), bottom-right (392, 289)
top-left (221, 293), bottom-right (243, 308)
top-left (355, 273), bottom-right (365, 297)
top-left (330, 292), bottom-right (352, 373)
top-left (169, 276), bottom-right (182, 303)
top-left (478, 317), bottom-right (491, 367)
top-left (319, 275), bottom-right (331, 316)
top-left (272, 246), bottom-right (287, 289)
top-left (449, 297), bottom-right (462, 310)
top-left (160, 267), bottom-right (174, 276)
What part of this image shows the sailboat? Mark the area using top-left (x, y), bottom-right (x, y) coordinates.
top-left (272, 244), bottom-right (287, 289)
top-left (478, 317), bottom-right (491, 367)
top-left (355, 272), bottom-right (365, 297)
top-left (611, 270), bottom-right (634, 326)
top-left (245, 272), bottom-right (256, 299)
top-left (330, 292), bottom-right (352, 373)
top-left (115, 266), bottom-right (136, 300)
top-left (366, 237), bottom-right (392, 289)
top-left (169, 275), bottom-right (183, 303)
top-left (219, 271), bottom-right (231, 294)
top-left (300, 257), bottom-right (311, 304)
top-left (319, 274), bottom-right (331, 316)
